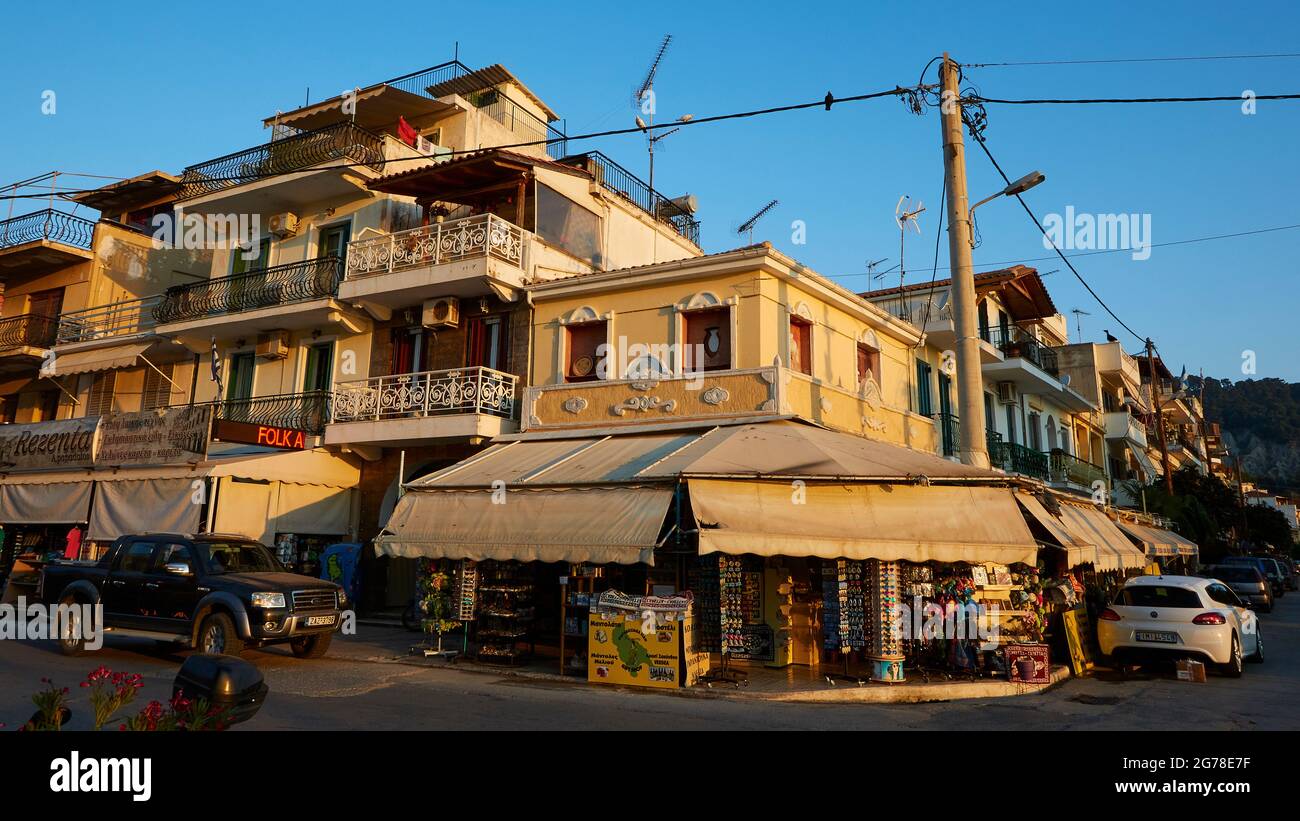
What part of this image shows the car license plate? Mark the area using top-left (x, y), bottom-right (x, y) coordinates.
top-left (1135, 631), bottom-right (1177, 643)
top-left (305, 615), bottom-right (336, 627)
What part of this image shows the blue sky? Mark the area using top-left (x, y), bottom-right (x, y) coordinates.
top-left (3, 1), bottom-right (1297, 379)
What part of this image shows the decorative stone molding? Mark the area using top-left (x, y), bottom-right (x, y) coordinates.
top-left (859, 328), bottom-right (881, 350)
top-left (701, 386), bottom-right (730, 406)
top-left (791, 301), bottom-right (814, 322)
top-left (862, 415), bottom-right (887, 433)
top-left (612, 396), bottom-right (677, 416)
top-left (629, 380), bottom-right (659, 392)
top-left (819, 396), bottom-right (833, 413)
top-left (562, 396), bottom-right (588, 414)
top-left (678, 291), bottom-right (722, 311)
top-left (559, 305), bottom-right (600, 325)
top-left (859, 373), bottom-right (882, 410)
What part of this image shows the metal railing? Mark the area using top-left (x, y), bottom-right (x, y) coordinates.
top-left (561, 151), bottom-right (701, 245)
top-left (0, 313), bottom-right (58, 349)
top-left (57, 295), bottom-right (163, 344)
top-left (332, 367), bottom-right (517, 422)
top-left (1048, 449), bottom-right (1107, 489)
top-left (346, 214), bottom-right (527, 279)
top-left (932, 411), bottom-right (960, 457)
top-left (985, 326), bottom-right (1059, 375)
top-left (210, 391), bottom-right (330, 436)
top-left (178, 122), bottom-right (385, 200)
top-left (466, 88), bottom-right (567, 159)
top-left (154, 257), bottom-right (342, 324)
top-left (989, 439), bottom-right (1051, 481)
top-left (0, 209), bottom-right (95, 251)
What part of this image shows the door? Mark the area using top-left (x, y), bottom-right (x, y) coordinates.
top-left (465, 314), bottom-right (508, 372)
top-left (140, 541), bottom-right (200, 635)
top-left (230, 237), bottom-right (271, 313)
top-left (102, 539), bottom-right (159, 628)
top-left (26, 289), bottom-right (63, 344)
top-left (317, 222), bottom-right (350, 267)
top-left (227, 352), bottom-right (255, 401)
top-left (303, 342), bottom-right (334, 392)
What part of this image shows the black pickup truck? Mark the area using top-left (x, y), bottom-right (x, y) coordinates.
top-left (37, 533), bottom-right (345, 658)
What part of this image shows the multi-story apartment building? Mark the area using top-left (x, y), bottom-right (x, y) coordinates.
top-left (1136, 353), bottom-right (1208, 477)
top-left (861, 266), bottom-right (1108, 501)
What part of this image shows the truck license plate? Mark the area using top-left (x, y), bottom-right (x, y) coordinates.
top-left (305, 615), bottom-right (336, 627)
top-left (1135, 631), bottom-right (1177, 643)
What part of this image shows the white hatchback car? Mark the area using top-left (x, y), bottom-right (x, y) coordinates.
top-left (1097, 575), bottom-right (1263, 677)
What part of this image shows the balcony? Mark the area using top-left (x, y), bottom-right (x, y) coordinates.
top-left (211, 391), bottom-right (330, 437)
top-left (1103, 410), bottom-right (1148, 448)
top-left (932, 411), bottom-right (960, 458)
top-left (0, 314), bottom-right (58, 369)
top-left (989, 439), bottom-right (1051, 481)
top-left (982, 327), bottom-right (1094, 410)
top-left (561, 151), bottom-right (701, 246)
top-left (1048, 449), bottom-right (1107, 491)
top-left (341, 215), bottom-right (530, 307)
top-left (57, 295), bottom-right (163, 346)
top-left (176, 122), bottom-right (387, 213)
top-left (0, 209), bottom-right (95, 278)
top-left (153, 257), bottom-right (349, 338)
top-left (326, 366), bottom-right (518, 446)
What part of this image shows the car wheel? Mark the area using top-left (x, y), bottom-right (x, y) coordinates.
top-left (1248, 628), bottom-right (1264, 664)
top-left (1220, 633), bottom-right (1243, 678)
top-left (57, 595), bottom-right (88, 656)
top-left (290, 633), bottom-right (332, 659)
top-left (198, 612), bottom-right (245, 656)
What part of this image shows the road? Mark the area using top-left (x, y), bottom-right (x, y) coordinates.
top-left (1, 593), bottom-right (1297, 730)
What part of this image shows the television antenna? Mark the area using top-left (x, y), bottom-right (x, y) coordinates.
top-left (893, 195), bottom-right (925, 296)
top-left (1070, 308), bottom-right (1091, 342)
top-left (737, 199), bottom-right (779, 244)
top-left (866, 257), bottom-right (893, 283)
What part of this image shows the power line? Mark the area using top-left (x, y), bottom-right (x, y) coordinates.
top-left (966, 53), bottom-right (1300, 68)
top-left (969, 92), bottom-right (1300, 105)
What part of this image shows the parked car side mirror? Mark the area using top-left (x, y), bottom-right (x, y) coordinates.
top-left (164, 562), bottom-right (193, 576)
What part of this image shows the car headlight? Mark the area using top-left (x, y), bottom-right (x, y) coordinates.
top-left (337, 589), bottom-right (347, 608)
top-left (251, 592), bottom-right (286, 609)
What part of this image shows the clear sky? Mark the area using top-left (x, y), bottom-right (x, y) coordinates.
top-left (2, 1), bottom-right (1297, 379)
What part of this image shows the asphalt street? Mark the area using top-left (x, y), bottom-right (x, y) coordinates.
top-left (2, 592), bottom-right (1296, 730)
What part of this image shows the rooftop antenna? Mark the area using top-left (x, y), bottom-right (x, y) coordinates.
top-left (737, 199), bottom-right (779, 245)
top-left (632, 35), bottom-right (680, 264)
top-left (866, 258), bottom-right (890, 283)
top-left (894, 196), bottom-right (925, 314)
top-left (633, 35), bottom-right (672, 112)
top-left (1070, 308), bottom-right (1091, 342)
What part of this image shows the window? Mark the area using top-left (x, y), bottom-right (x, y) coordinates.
top-left (536, 184), bottom-right (601, 266)
top-left (466, 314), bottom-right (508, 372)
top-left (978, 300), bottom-right (991, 341)
top-left (0, 395), bottom-right (14, 425)
top-left (154, 543), bottom-right (194, 571)
top-left (857, 342), bottom-right (880, 387)
top-left (390, 327), bottom-right (425, 375)
top-left (303, 343), bottom-right (334, 393)
top-left (1117, 585), bottom-right (1203, 608)
top-left (317, 221), bottom-right (351, 267)
top-left (87, 371), bottom-right (117, 416)
top-left (35, 390), bottom-right (61, 422)
top-left (984, 392), bottom-right (996, 433)
top-left (1204, 583), bottom-right (1241, 607)
top-left (915, 359), bottom-right (933, 417)
top-left (684, 308), bottom-right (731, 373)
top-left (142, 363), bottom-right (174, 411)
top-left (1004, 403), bottom-right (1018, 445)
top-left (1028, 411), bottom-right (1042, 450)
top-left (227, 352), bottom-right (255, 401)
top-left (565, 321), bottom-right (607, 382)
top-left (116, 540), bottom-right (157, 574)
top-left (231, 237), bottom-right (270, 275)
top-left (789, 316), bottom-right (812, 375)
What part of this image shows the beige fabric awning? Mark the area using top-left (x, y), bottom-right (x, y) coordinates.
top-left (1117, 520), bottom-right (1198, 557)
top-left (689, 479), bottom-right (1039, 565)
top-left (1127, 442), bottom-right (1161, 481)
top-left (47, 341), bottom-right (152, 377)
top-left (1016, 492), bottom-right (1100, 568)
top-left (378, 486), bottom-right (674, 565)
top-left (1055, 504), bottom-right (1148, 571)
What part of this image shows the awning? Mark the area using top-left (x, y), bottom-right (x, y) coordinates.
top-left (87, 478), bottom-right (200, 541)
top-left (1116, 520), bottom-right (1198, 557)
top-left (45, 341), bottom-right (153, 377)
top-left (263, 85), bottom-right (460, 132)
top-left (1055, 504), bottom-right (1148, 571)
top-left (378, 486), bottom-right (673, 565)
top-left (1127, 442), bottom-right (1161, 481)
top-left (688, 479), bottom-right (1039, 565)
top-left (0, 481), bottom-right (92, 524)
top-left (0, 446), bottom-right (360, 488)
top-left (1016, 492), bottom-right (1100, 568)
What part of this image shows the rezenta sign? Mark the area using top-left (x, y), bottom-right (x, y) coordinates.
top-left (211, 419), bottom-right (307, 450)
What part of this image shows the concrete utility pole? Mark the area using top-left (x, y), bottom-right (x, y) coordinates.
top-left (1144, 338), bottom-right (1175, 494)
top-left (938, 54), bottom-right (989, 468)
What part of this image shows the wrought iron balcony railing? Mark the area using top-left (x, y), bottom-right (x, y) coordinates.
top-left (57, 295), bottom-right (163, 345)
top-left (212, 391), bottom-right (330, 436)
top-left (561, 151), bottom-right (701, 245)
top-left (466, 88), bottom-right (568, 159)
top-left (989, 439), bottom-right (1051, 481)
top-left (154, 257), bottom-right (342, 324)
top-left (932, 411), bottom-right (959, 457)
top-left (985, 326), bottom-right (1059, 375)
top-left (177, 122), bottom-right (385, 200)
top-left (0, 209), bottom-right (95, 251)
top-left (1048, 449), bottom-right (1107, 489)
top-left (332, 366), bottom-right (517, 423)
top-left (346, 214), bottom-right (527, 279)
top-left (0, 313), bottom-right (58, 350)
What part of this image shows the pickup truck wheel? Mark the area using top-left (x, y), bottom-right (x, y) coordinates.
top-left (57, 595), bottom-right (87, 656)
top-left (198, 612), bottom-right (245, 656)
top-left (290, 633), bottom-right (332, 659)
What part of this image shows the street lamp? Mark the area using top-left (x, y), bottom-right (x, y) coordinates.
top-left (968, 170), bottom-right (1045, 247)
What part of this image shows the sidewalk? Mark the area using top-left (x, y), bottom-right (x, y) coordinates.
top-left (339, 624), bottom-right (1070, 704)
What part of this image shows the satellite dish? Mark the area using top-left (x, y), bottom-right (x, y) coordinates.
top-left (1060, 374), bottom-right (1072, 387)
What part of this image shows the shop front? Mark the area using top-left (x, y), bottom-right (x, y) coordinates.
top-left (1114, 519), bottom-right (1199, 573)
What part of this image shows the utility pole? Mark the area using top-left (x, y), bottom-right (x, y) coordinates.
top-left (1144, 338), bottom-right (1174, 494)
top-left (938, 54), bottom-right (988, 468)
top-left (1234, 453), bottom-right (1250, 548)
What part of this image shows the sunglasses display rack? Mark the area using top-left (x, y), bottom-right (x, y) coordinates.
top-left (688, 557), bottom-right (722, 653)
top-left (474, 562), bottom-right (535, 666)
top-left (866, 559), bottom-right (906, 683)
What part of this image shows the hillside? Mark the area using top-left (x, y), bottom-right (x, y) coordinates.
top-left (1196, 376), bottom-right (1300, 494)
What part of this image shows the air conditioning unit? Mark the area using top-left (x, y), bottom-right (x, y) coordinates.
top-left (256, 330), bottom-right (290, 360)
top-left (422, 296), bottom-right (460, 329)
top-left (997, 381), bottom-right (1019, 405)
top-left (267, 212), bottom-right (299, 238)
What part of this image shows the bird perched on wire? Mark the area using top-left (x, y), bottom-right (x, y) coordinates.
top-left (1104, 330), bottom-right (1118, 342)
